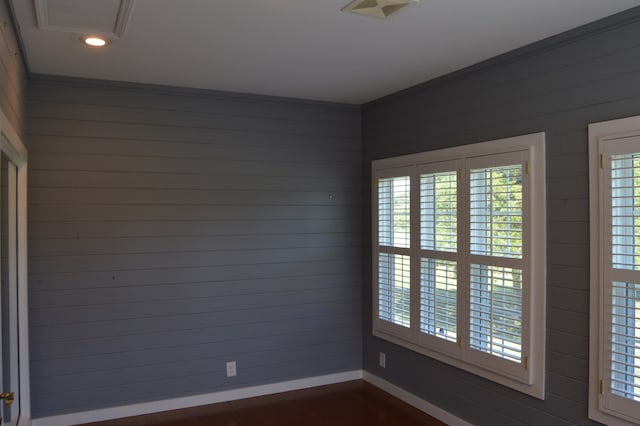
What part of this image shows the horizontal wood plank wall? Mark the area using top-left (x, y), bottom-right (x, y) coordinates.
top-left (26, 78), bottom-right (363, 418)
top-left (0, 1), bottom-right (27, 139)
top-left (362, 7), bottom-right (640, 426)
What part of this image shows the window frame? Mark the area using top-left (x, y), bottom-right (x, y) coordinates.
top-left (372, 132), bottom-right (546, 399)
top-left (589, 115), bottom-right (640, 426)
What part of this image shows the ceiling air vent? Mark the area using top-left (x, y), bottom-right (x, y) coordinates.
top-left (342, 0), bottom-right (420, 19)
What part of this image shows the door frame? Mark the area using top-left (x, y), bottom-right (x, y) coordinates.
top-left (0, 109), bottom-right (29, 425)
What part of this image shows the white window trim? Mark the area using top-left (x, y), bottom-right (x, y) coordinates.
top-left (372, 132), bottom-right (546, 399)
top-left (588, 115), bottom-right (640, 426)
top-left (0, 108), bottom-right (30, 425)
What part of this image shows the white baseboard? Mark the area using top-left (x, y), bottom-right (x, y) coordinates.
top-left (17, 415), bottom-right (31, 426)
top-left (362, 371), bottom-right (473, 426)
top-left (32, 370), bottom-right (470, 426)
top-left (32, 370), bottom-right (363, 426)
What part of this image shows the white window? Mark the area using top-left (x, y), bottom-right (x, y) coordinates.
top-left (589, 116), bottom-right (640, 425)
top-left (372, 133), bottom-right (546, 398)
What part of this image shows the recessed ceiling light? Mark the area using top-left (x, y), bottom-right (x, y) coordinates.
top-left (342, 0), bottom-right (420, 19)
top-left (81, 36), bottom-right (109, 47)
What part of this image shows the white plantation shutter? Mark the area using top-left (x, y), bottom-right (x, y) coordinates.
top-left (418, 163), bottom-right (461, 350)
top-left (420, 258), bottom-right (457, 342)
top-left (467, 153), bottom-right (528, 380)
top-left (374, 170), bottom-right (413, 335)
top-left (372, 132), bottom-right (545, 398)
top-left (469, 264), bottom-right (523, 363)
top-left (421, 171), bottom-right (457, 253)
top-left (587, 119), bottom-right (640, 426)
top-left (609, 155), bottom-right (640, 406)
top-left (468, 160), bottom-right (525, 366)
top-left (378, 176), bottom-right (410, 249)
top-left (378, 253), bottom-right (411, 327)
top-left (470, 165), bottom-right (523, 259)
top-left (596, 144), bottom-right (640, 424)
top-left (610, 280), bottom-right (640, 401)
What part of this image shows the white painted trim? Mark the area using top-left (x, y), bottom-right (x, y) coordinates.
top-left (34, 0), bottom-right (136, 38)
top-left (16, 165), bottom-right (28, 424)
top-left (16, 417), bottom-right (29, 426)
top-left (0, 107), bottom-right (29, 425)
top-left (371, 132), bottom-right (543, 170)
top-left (31, 371), bottom-right (363, 426)
top-left (31, 370), bottom-right (471, 426)
top-left (33, 0), bottom-right (48, 31)
top-left (362, 371), bottom-right (473, 426)
top-left (113, 0), bottom-right (137, 38)
top-left (0, 118), bottom-right (26, 167)
top-left (7, 163), bottom-right (19, 426)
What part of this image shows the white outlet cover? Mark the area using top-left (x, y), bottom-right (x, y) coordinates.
top-left (226, 361), bottom-right (237, 377)
top-left (379, 352), bottom-right (386, 368)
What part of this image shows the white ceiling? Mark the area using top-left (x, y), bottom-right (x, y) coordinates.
top-left (10, 0), bottom-right (640, 104)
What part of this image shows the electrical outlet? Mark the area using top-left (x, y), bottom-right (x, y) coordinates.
top-left (379, 352), bottom-right (386, 368)
top-left (226, 361), bottom-right (237, 377)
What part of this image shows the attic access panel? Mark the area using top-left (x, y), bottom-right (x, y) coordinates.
top-left (34, 0), bottom-right (135, 38)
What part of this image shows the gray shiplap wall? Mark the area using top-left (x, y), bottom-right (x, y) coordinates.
top-left (362, 7), bottom-right (640, 426)
top-left (0, 0), bottom-right (27, 139)
top-left (27, 78), bottom-right (362, 417)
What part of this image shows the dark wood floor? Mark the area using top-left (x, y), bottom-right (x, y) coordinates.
top-left (82, 380), bottom-right (447, 426)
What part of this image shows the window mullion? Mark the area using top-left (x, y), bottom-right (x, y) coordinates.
top-left (521, 152), bottom-right (531, 375)
top-left (411, 165), bottom-right (421, 338)
top-left (468, 162), bottom-right (487, 356)
top-left (468, 254), bottom-right (524, 270)
top-left (459, 159), bottom-right (470, 354)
